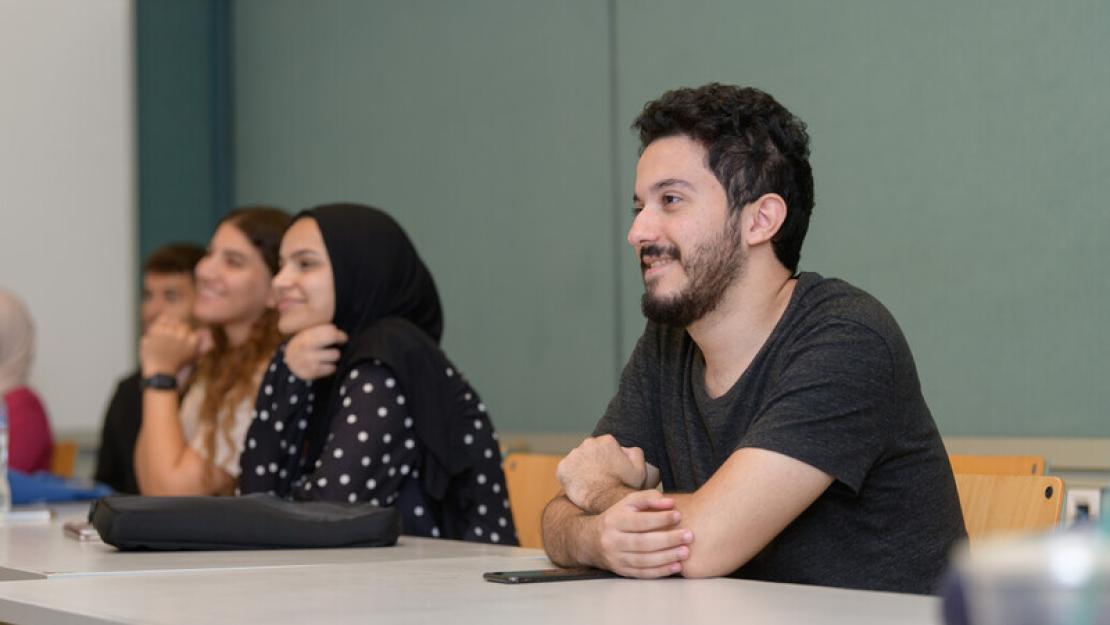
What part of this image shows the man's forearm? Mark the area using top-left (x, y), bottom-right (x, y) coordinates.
top-left (540, 495), bottom-right (599, 568)
top-left (584, 483), bottom-right (636, 515)
top-left (651, 449), bottom-right (835, 578)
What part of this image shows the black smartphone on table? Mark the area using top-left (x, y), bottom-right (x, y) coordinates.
top-left (483, 567), bottom-right (617, 584)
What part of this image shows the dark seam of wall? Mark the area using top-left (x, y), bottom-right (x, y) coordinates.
top-left (607, 0), bottom-right (624, 382)
top-left (136, 0), bottom-right (225, 257)
top-left (210, 0), bottom-right (234, 220)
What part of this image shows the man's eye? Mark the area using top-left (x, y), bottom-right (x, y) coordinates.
top-left (223, 253), bottom-right (248, 268)
top-left (662, 194), bottom-right (680, 204)
top-left (164, 292), bottom-right (180, 302)
top-left (631, 206), bottom-right (643, 216)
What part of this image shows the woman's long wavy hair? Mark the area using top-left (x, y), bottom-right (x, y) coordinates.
top-left (192, 207), bottom-right (289, 472)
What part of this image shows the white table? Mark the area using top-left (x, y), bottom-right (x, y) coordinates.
top-left (0, 551), bottom-right (941, 625)
top-left (0, 504), bottom-right (942, 625)
top-left (0, 504), bottom-right (534, 581)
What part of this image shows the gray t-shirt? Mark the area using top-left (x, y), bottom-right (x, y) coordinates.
top-left (595, 272), bottom-right (966, 594)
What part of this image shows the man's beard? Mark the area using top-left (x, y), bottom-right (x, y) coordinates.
top-left (640, 217), bottom-right (744, 327)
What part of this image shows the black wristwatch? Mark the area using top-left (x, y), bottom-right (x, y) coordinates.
top-left (141, 373), bottom-right (178, 391)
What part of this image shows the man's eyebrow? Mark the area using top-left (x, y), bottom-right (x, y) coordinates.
top-left (288, 249), bottom-right (320, 259)
top-left (634, 178), bottom-right (696, 204)
top-left (652, 178), bottom-right (695, 192)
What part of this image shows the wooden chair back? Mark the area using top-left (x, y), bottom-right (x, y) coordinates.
top-left (50, 440), bottom-right (79, 478)
top-left (949, 454), bottom-right (1045, 476)
top-left (503, 453), bottom-right (563, 549)
top-left (954, 473), bottom-right (1064, 544)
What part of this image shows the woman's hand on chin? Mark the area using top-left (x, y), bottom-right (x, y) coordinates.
top-left (140, 315), bottom-right (201, 377)
top-left (284, 324), bottom-right (348, 381)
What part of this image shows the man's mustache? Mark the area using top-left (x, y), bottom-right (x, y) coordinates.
top-left (640, 244), bottom-right (681, 269)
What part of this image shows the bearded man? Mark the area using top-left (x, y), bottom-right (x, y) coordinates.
top-left (540, 84), bottom-right (965, 594)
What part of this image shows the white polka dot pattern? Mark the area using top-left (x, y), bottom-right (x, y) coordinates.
top-left (242, 355), bottom-right (516, 546)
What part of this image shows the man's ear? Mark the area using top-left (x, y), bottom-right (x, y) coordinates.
top-left (744, 193), bottom-right (788, 247)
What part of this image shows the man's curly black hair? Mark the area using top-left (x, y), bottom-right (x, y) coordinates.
top-left (632, 83), bottom-right (814, 272)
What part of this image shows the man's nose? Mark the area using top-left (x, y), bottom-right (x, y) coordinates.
top-left (627, 209), bottom-right (659, 248)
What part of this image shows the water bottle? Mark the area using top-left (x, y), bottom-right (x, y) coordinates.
top-left (0, 399), bottom-right (10, 514)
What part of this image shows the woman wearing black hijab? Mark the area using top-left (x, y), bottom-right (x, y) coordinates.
top-left (239, 203), bottom-right (517, 545)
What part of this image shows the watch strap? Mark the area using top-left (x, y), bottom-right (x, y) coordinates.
top-left (141, 373), bottom-right (178, 391)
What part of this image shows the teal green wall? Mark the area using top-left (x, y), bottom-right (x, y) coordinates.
top-left (233, 1), bottom-right (619, 434)
top-left (137, 0), bottom-right (232, 261)
top-left (610, 0), bottom-right (1110, 436)
top-left (229, 1), bottom-right (1110, 436)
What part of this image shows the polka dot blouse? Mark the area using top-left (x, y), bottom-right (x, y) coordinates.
top-left (240, 349), bottom-right (516, 546)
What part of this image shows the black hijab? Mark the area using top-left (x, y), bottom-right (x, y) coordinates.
top-left (241, 203), bottom-right (473, 510)
top-left (314, 204), bottom-right (442, 347)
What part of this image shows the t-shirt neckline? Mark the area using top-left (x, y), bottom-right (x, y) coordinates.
top-left (690, 271), bottom-right (821, 408)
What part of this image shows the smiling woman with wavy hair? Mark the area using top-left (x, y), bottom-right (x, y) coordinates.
top-left (134, 207), bottom-right (289, 495)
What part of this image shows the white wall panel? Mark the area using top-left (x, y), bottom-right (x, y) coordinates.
top-left (0, 0), bottom-right (135, 434)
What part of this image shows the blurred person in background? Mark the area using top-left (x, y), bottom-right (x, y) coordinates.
top-left (0, 288), bottom-right (54, 473)
top-left (134, 207), bottom-right (289, 495)
top-left (94, 243), bottom-right (205, 493)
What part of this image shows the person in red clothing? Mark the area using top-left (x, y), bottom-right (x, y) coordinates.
top-left (0, 288), bottom-right (54, 473)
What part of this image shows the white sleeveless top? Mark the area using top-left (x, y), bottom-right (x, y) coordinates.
top-left (178, 379), bottom-right (255, 478)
